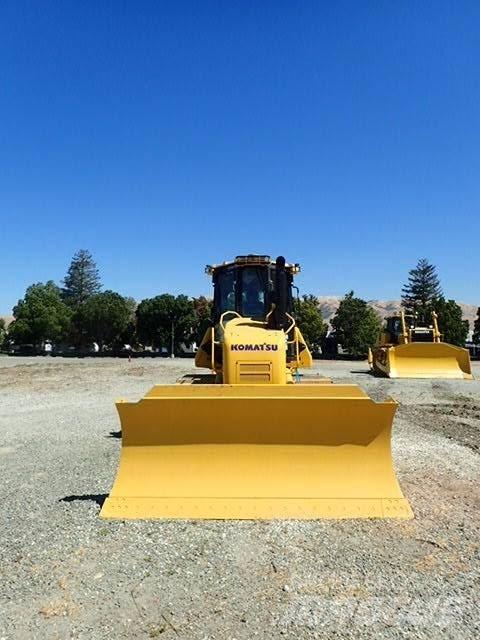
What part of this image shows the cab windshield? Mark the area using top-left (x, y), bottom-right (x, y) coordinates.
top-left (214, 266), bottom-right (269, 319)
top-left (240, 267), bottom-right (268, 318)
top-left (215, 267), bottom-right (236, 313)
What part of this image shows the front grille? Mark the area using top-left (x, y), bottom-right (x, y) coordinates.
top-left (237, 362), bottom-right (271, 383)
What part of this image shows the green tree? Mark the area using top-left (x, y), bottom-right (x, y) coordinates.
top-left (117, 297), bottom-right (138, 348)
top-left (136, 294), bottom-right (195, 354)
top-left (9, 282), bottom-right (72, 347)
top-left (433, 298), bottom-right (469, 346)
top-left (401, 258), bottom-right (442, 318)
top-left (473, 307), bottom-right (480, 345)
top-left (192, 296), bottom-right (213, 346)
top-left (75, 291), bottom-right (132, 350)
top-left (293, 294), bottom-right (327, 352)
top-left (63, 249), bottom-right (101, 307)
top-left (331, 291), bottom-right (382, 357)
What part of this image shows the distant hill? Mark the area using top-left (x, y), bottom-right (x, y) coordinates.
top-left (0, 316), bottom-right (13, 327)
top-left (318, 297), bottom-right (478, 330)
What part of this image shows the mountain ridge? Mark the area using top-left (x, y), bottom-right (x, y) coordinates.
top-left (317, 296), bottom-right (478, 330)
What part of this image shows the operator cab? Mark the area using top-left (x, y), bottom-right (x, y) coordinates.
top-left (206, 255), bottom-right (300, 330)
top-left (405, 314), bottom-right (434, 342)
top-left (386, 316), bottom-right (403, 339)
top-left (386, 313), bottom-right (436, 344)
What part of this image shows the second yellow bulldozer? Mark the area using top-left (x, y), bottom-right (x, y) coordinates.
top-left (101, 255), bottom-right (412, 520)
top-left (369, 310), bottom-right (472, 379)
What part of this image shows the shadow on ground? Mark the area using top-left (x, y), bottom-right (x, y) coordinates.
top-left (60, 494), bottom-right (107, 507)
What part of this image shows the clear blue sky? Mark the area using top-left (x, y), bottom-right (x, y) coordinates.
top-left (1, 1), bottom-right (479, 315)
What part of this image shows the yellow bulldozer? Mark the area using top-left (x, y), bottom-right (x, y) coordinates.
top-left (101, 255), bottom-right (412, 520)
top-left (369, 310), bottom-right (472, 379)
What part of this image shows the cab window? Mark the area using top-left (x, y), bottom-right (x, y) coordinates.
top-left (240, 267), bottom-right (267, 318)
top-left (214, 268), bottom-right (236, 314)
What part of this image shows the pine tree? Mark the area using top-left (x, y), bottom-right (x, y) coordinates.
top-left (63, 249), bottom-right (101, 307)
top-left (401, 258), bottom-right (442, 318)
top-left (473, 307), bottom-right (480, 345)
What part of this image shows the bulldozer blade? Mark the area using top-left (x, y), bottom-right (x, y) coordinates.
top-left (379, 343), bottom-right (473, 379)
top-left (100, 384), bottom-right (413, 520)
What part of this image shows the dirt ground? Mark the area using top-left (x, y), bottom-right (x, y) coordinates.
top-left (0, 357), bottom-right (479, 639)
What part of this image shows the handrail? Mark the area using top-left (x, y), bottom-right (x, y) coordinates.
top-left (219, 310), bottom-right (242, 332)
top-left (284, 312), bottom-right (296, 336)
top-left (210, 326), bottom-right (217, 371)
top-left (400, 310), bottom-right (409, 341)
top-left (265, 303), bottom-right (275, 323)
top-left (431, 310), bottom-right (441, 342)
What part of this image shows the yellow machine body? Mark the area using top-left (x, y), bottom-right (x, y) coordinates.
top-left (195, 315), bottom-right (313, 384)
top-left (101, 255), bottom-right (412, 520)
top-left (370, 310), bottom-right (472, 380)
top-left (371, 342), bottom-right (472, 379)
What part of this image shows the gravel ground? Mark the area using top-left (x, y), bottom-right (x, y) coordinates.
top-left (0, 356), bottom-right (479, 639)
